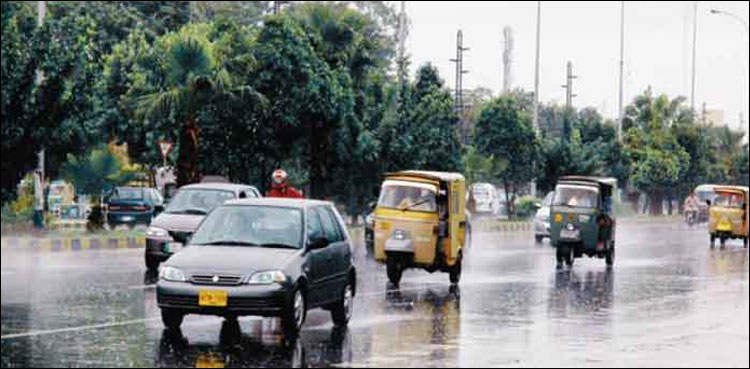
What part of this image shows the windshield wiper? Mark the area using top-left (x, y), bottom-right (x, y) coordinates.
top-left (259, 243), bottom-right (300, 250)
top-left (401, 198), bottom-right (432, 212)
top-left (167, 208), bottom-right (208, 215)
top-left (197, 240), bottom-right (259, 247)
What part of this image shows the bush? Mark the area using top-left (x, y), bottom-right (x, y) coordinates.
top-left (516, 196), bottom-right (542, 220)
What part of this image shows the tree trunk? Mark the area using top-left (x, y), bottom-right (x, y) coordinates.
top-left (649, 192), bottom-right (664, 215)
top-left (176, 115), bottom-right (201, 187)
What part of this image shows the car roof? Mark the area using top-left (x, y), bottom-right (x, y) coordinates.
top-left (387, 170), bottom-right (465, 182)
top-left (223, 197), bottom-right (333, 209)
top-left (179, 183), bottom-right (258, 193)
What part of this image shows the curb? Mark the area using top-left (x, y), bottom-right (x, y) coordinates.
top-left (471, 221), bottom-right (532, 233)
top-left (1, 236), bottom-right (145, 252)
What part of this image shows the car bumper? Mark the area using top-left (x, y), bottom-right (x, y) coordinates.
top-left (157, 281), bottom-right (291, 317)
top-left (107, 212), bottom-right (152, 225)
top-left (146, 238), bottom-right (175, 261)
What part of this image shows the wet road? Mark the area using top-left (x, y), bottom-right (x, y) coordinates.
top-left (1, 221), bottom-right (748, 368)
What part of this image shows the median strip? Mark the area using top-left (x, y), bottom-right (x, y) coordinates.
top-left (0, 236), bottom-right (146, 252)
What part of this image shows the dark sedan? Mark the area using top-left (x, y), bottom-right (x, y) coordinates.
top-left (156, 198), bottom-right (356, 337)
top-left (106, 187), bottom-right (164, 229)
top-left (145, 183), bottom-right (260, 270)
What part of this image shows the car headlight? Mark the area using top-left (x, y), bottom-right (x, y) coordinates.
top-left (248, 271), bottom-right (287, 285)
top-left (147, 227), bottom-right (170, 238)
top-left (159, 266), bottom-right (187, 282)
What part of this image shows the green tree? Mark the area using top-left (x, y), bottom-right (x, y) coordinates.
top-left (61, 147), bottom-right (136, 231)
top-left (135, 24), bottom-right (264, 186)
top-left (474, 92), bottom-right (541, 218)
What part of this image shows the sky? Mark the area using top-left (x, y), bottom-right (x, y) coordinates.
top-left (402, 1), bottom-right (749, 132)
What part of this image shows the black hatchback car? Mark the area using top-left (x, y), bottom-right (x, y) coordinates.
top-left (156, 198), bottom-right (356, 337)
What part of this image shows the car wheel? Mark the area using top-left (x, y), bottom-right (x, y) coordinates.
top-left (331, 282), bottom-right (354, 327)
top-left (145, 254), bottom-right (160, 271)
top-left (449, 254), bottom-right (462, 285)
top-left (161, 309), bottom-right (184, 331)
top-left (386, 255), bottom-right (404, 287)
top-left (535, 235), bottom-right (544, 244)
top-left (744, 237), bottom-right (748, 249)
top-left (606, 243), bottom-right (615, 267)
top-left (282, 288), bottom-right (306, 337)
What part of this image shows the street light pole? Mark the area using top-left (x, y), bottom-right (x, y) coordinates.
top-left (690, 1), bottom-right (699, 113)
top-left (710, 8), bottom-right (749, 139)
top-left (531, 1), bottom-right (541, 198)
top-left (617, 1), bottom-right (625, 143)
top-left (34, 1), bottom-right (46, 230)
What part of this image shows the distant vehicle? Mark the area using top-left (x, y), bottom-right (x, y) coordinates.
top-left (106, 187), bottom-right (164, 229)
top-left (47, 180), bottom-right (75, 216)
top-left (471, 183), bottom-right (499, 215)
top-left (550, 176), bottom-right (617, 269)
top-left (695, 184), bottom-right (719, 223)
top-left (145, 183), bottom-right (261, 270)
top-left (156, 198), bottom-right (356, 337)
top-left (708, 186), bottom-right (748, 249)
top-left (534, 191), bottom-right (555, 243)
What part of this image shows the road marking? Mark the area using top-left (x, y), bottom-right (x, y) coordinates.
top-left (127, 285), bottom-right (156, 290)
top-left (0, 317), bottom-right (160, 341)
top-left (0, 271), bottom-right (15, 276)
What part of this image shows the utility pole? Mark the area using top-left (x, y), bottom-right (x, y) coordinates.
top-left (450, 30), bottom-right (469, 141)
top-left (561, 61), bottom-right (577, 140)
top-left (502, 26), bottom-right (514, 94)
top-left (690, 1), bottom-right (699, 113)
top-left (397, 0), bottom-right (408, 101)
top-left (34, 1), bottom-right (46, 230)
top-left (617, 0), bottom-right (625, 143)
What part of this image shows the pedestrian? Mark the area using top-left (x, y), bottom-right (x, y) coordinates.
top-left (266, 169), bottom-right (304, 199)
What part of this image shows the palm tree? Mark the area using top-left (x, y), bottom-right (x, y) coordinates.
top-left (136, 37), bottom-right (263, 186)
top-left (62, 147), bottom-right (137, 231)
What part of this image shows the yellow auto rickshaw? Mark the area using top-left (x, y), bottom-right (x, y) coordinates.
top-left (373, 171), bottom-right (468, 286)
top-left (708, 186), bottom-right (749, 249)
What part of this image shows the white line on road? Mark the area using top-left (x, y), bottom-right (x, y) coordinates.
top-left (127, 285), bottom-right (156, 290)
top-left (0, 318), bottom-right (160, 341)
top-left (0, 271), bottom-right (16, 276)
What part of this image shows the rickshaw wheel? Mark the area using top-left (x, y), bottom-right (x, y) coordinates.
top-left (386, 256), bottom-right (403, 287)
top-left (710, 236), bottom-right (716, 249)
top-left (720, 237), bottom-right (727, 249)
top-left (449, 254), bottom-right (462, 285)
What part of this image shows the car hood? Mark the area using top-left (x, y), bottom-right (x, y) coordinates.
top-left (165, 245), bottom-right (300, 275)
top-left (150, 213), bottom-right (205, 232)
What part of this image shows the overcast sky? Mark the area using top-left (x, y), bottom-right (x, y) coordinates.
top-left (403, 1), bottom-right (749, 131)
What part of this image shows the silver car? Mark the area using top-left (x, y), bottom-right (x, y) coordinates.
top-left (534, 192), bottom-right (555, 244)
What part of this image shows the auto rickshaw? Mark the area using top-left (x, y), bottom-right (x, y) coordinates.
top-left (550, 176), bottom-right (617, 268)
top-left (373, 171), bottom-right (468, 286)
top-left (708, 186), bottom-right (749, 249)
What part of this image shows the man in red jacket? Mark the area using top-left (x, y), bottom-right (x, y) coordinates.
top-left (266, 169), bottom-right (304, 198)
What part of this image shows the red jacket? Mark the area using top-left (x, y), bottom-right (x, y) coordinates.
top-left (266, 183), bottom-right (303, 199)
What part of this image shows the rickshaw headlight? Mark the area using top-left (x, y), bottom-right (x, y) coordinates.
top-left (393, 229), bottom-right (410, 240)
top-left (554, 214), bottom-right (563, 224)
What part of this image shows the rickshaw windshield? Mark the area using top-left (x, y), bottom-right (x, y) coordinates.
top-left (713, 192), bottom-right (744, 209)
top-left (378, 181), bottom-right (438, 212)
top-left (553, 185), bottom-right (599, 209)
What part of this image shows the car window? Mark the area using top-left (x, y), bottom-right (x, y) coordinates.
top-left (318, 207), bottom-right (343, 242)
top-left (307, 208), bottom-right (324, 241)
top-left (112, 188), bottom-right (143, 200)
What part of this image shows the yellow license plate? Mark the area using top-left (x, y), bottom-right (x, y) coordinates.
top-left (199, 291), bottom-right (228, 307)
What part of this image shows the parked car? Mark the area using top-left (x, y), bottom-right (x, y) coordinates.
top-left (534, 192), bottom-right (555, 243)
top-left (156, 198), bottom-right (356, 337)
top-left (145, 183), bottom-right (261, 270)
top-left (106, 187), bottom-right (164, 229)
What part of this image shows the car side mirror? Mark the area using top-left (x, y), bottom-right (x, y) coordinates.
top-left (309, 236), bottom-right (329, 250)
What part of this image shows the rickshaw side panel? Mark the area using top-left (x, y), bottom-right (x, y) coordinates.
top-left (447, 179), bottom-right (466, 267)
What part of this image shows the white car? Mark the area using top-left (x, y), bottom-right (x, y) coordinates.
top-left (534, 192), bottom-right (555, 243)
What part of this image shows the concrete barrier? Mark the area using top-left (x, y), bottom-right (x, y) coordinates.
top-left (471, 221), bottom-right (532, 233)
top-left (1, 235), bottom-right (145, 252)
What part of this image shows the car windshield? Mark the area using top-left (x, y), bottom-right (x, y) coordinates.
top-left (553, 185), bottom-right (599, 208)
top-left (378, 181), bottom-right (437, 212)
top-left (112, 188), bottom-right (143, 200)
top-left (713, 192), bottom-right (744, 208)
top-left (165, 189), bottom-right (236, 215)
top-left (191, 206), bottom-right (303, 249)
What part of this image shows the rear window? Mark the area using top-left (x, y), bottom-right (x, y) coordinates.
top-left (113, 188), bottom-right (143, 200)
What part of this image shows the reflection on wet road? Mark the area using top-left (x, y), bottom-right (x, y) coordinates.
top-left (2, 221), bottom-right (748, 367)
